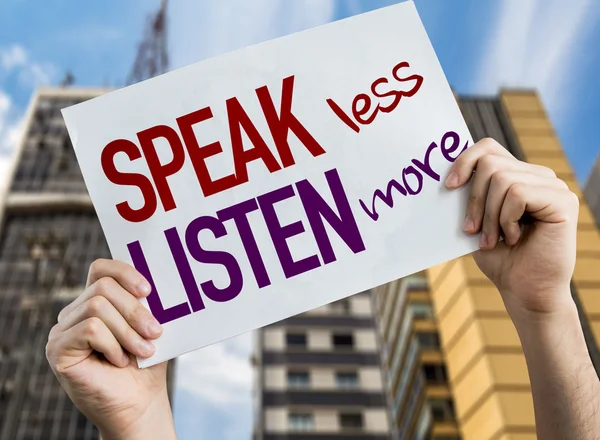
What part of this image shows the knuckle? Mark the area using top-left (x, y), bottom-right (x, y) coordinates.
top-left (86, 295), bottom-right (108, 316)
top-left (478, 154), bottom-right (498, 173)
top-left (57, 305), bottom-right (69, 322)
top-left (88, 258), bottom-right (106, 278)
top-left (46, 326), bottom-right (60, 360)
top-left (536, 165), bottom-right (556, 177)
top-left (481, 138), bottom-right (503, 153)
top-left (94, 276), bottom-right (115, 295)
top-left (45, 340), bottom-right (57, 369)
top-left (507, 183), bottom-right (525, 200)
top-left (556, 179), bottom-right (570, 191)
top-left (490, 171), bottom-right (511, 189)
top-left (83, 317), bottom-right (103, 337)
top-left (567, 191), bottom-right (580, 208)
top-left (48, 323), bottom-right (60, 342)
top-left (44, 340), bottom-right (52, 361)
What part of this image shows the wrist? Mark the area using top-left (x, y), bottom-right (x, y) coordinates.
top-left (99, 390), bottom-right (176, 440)
top-left (501, 284), bottom-right (576, 329)
top-left (507, 294), bottom-right (581, 350)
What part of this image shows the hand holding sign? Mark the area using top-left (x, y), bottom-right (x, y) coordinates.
top-left (46, 259), bottom-right (176, 440)
top-left (445, 138), bottom-right (578, 319)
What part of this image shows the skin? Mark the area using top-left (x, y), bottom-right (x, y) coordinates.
top-left (46, 138), bottom-right (599, 439)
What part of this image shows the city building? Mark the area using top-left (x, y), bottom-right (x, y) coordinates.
top-left (373, 272), bottom-right (454, 440)
top-left (584, 155), bottom-right (600, 227)
top-left (0, 87), bottom-right (176, 440)
top-left (252, 292), bottom-right (391, 440)
top-left (254, 90), bottom-right (600, 440)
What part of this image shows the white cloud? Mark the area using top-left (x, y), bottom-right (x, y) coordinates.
top-left (0, 44), bottom-right (55, 87)
top-left (169, 0), bottom-right (336, 67)
top-left (0, 45), bottom-right (27, 71)
top-left (0, 157), bottom-right (11, 195)
top-left (174, 332), bottom-right (253, 407)
top-left (0, 89), bottom-right (24, 196)
top-left (475, 0), bottom-right (597, 121)
top-left (0, 89), bottom-right (24, 154)
top-left (0, 44), bottom-right (52, 190)
top-left (0, 90), bottom-right (10, 130)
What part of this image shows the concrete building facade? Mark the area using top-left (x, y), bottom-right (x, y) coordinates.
top-left (373, 272), bottom-right (458, 440)
top-left (253, 292), bottom-right (391, 440)
top-left (0, 87), bottom-right (176, 439)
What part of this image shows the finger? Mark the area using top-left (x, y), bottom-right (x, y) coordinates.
top-left (463, 156), bottom-right (541, 234)
top-left (480, 172), bottom-right (569, 249)
top-left (49, 318), bottom-right (130, 371)
top-left (86, 258), bottom-right (151, 296)
top-left (58, 295), bottom-right (156, 358)
top-left (499, 184), bottom-right (579, 246)
top-left (58, 277), bottom-right (162, 340)
top-left (445, 138), bottom-right (513, 188)
top-left (461, 152), bottom-right (562, 226)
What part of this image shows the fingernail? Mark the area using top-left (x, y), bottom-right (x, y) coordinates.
top-left (148, 319), bottom-right (162, 336)
top-left (445, 172), bottom-right (458, 188)
top-left (137, 279), bottom-right (152, 296)
top-left (140, 339), bottom-right (155, 355)
top-left (463, 216), bottom-right (474, 232)
top-left (479, 232), bottom-right (488, 249)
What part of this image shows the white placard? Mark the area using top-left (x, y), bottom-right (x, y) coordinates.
top-left (62, 1), bottom-right (479, 368)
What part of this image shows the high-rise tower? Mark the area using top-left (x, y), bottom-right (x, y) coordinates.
top-left (252, 292), bottom-right (391, 440)
top-left (0, 88), bottom-right (107, 439)
top-left (0, 87), bottom-right (177, 439)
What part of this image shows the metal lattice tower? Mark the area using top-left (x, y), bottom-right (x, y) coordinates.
top-left (127, 0), bottom-right (169, 85)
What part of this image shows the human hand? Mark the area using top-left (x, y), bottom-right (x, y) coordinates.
top-left (45, 259), bottom-right (176, 440)
top-left (445, 138), bottom-right (579, 321)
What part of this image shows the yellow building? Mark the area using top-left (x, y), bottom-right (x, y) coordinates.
top-left (374, 90), bottom-right (600, 440)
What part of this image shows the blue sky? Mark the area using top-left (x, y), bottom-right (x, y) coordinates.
top-left (1, 0), bottom-right (600, 438)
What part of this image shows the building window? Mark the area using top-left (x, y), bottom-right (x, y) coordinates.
top-left (286, 333), bottom-right (307, 348)
top-left (409, 301), bottom-right (433, 320)
top-left (423, 364), bottom-right (448, 384)
top-left (336, 371), bottom-right (359, 389)
top-left (416, 332), bottom-right (440, 349)
top-left (339, 413), bottom-right (363, 430)
top-left (287, 371), bottom-right (310, 388)
top-left (330, 298), bottom-right (351, 314)
top-left (288, 413), bottom-right (314, 431)
top-left (429, 398), bottom-right (456, 421)
top-left (332, 333), bottom-right (354, 350)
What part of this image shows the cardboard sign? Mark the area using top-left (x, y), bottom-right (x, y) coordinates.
top-left (62, 1), bottom-right (479, 368)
